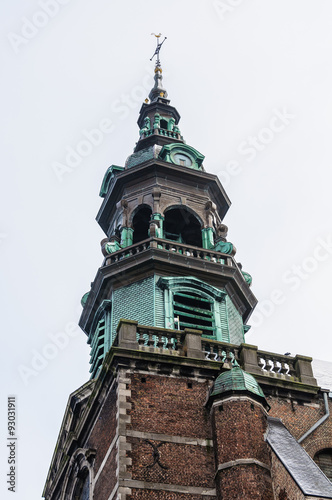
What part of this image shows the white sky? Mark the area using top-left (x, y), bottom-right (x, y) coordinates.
top-left (1, 1), bottom-right (332, 498)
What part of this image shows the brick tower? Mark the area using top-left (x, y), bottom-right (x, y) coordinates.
top-left (43, 38), bottom-right (332, 500)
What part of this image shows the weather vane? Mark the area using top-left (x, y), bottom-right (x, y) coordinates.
top-left (150, 33), bottom-right (167, 67)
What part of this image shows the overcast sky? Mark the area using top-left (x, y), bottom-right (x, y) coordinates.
top-left (2, 1), bottom-right (332, 498)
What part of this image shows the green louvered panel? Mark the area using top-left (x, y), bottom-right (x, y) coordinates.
top-left (227, 296), bottom-right (245, 345)
top-left (220, 299), bottom-right (230, 342)
top-left (175, 292), bottom-right (211, 303)
top-left (90, 334), bottom-right (105, 366)
top-left (173, 291), bottom-right (214, 335)
top-left (174, 301), bottom-right (213, 317)
top-left (155, 277), bottom-right (165, 328)
top-left (175, 320), bottom-right (215, 331)
top-left (112, 277), bottom-right (154, 343)
top-left (89, 318), bottom-right (106, 378)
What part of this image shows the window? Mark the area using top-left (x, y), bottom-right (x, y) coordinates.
top-left (314, 449), bottom-right (332, 481)
top-left (157, 277), bottom-right (226, 340)
top-left (173, 290), bottom-right (214, 335)
top-left (71, 470), bottom-right (90, 500)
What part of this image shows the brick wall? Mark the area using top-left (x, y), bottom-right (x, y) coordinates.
top-left (122, 371), bottom-right (216, 498)
top-left (212, 399), bottom-right (270, 465)
top-left (43, 344), bottom-right (332, 500)
top-left (217, 464), bottom-right (274, 500)
top-left (86, 381), bottom-right (118, 474)
top-left (128, 437), bottom-right (214, 487)
top-left (128, 373), bottom-right (213, 439)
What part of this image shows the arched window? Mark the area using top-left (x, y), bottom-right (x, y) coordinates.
top-left (160, 118), bottom-right (168, 129)
top-left (72, 470), bottom-right (90, 500)
top-left (157, 276), bottom-right (226, 340)
top-left (314, 449), bottom-right (332, 481)
top-left (132, 206), bottom-right (152, 244)
top-left (164, 207), bottom-right (202, 247)
top-left (62, 450), bottom-right (94, 500)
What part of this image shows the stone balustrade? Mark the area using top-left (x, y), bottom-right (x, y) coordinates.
top-left (115, 320), bottom-right (317, 387)
top-left (141, 128), bottom-right (181, 140)
top-left (104, 237), bottom-right (235, 268)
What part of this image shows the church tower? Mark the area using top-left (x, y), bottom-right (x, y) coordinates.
top-left (79, 36), bottom-right (257, 381)
top-left (43, 38), bottom-right (332, 500)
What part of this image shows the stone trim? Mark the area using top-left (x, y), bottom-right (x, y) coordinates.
top-left (117, 369), bottom-right (132, 499)
top-left (212, 395), bottom-right (268, 414)
top-left (107, 481), bottom-right (119, 500)
top-left (126, 429), bottom-right (212, 447)
top-left (94, 433), bottom-right (119, 484)
top-left (216, 458), bottom-right (271, 475)
top-left (120, 479), bottom-right (216, 496)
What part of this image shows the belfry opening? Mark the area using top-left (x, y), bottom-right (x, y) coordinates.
top-left (164, 207), bottom-right (202, 246)
top-left (132, 206), bottom-right (152, 244)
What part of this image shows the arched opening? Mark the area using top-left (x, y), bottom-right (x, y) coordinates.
top-left (160, 118), bottom-right (168, 129)
top-left (132, 206), bottom-right (152, 244)
top-left (314, 448), bottom-right (332, 481)
top-left (72, 469), bottom-right (90, 500)
top-left (164, 207), bottom-right (202, 247)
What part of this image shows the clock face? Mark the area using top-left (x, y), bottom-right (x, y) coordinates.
top-left (173, 152), bottom-right (193, 167)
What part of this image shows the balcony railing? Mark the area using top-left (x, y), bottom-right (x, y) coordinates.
top-left (257, 350), bottom-right (297, 378)
top-left (104, 237), bottom-right (235, 268)
top-left (141, 128), bottom-right (182, 140)
top-left (137, 324), bottom-right (183, 356)
top-left (202, 339), bottom-right (240, 365)
top-left (114, 320), bottom-right (317, 387)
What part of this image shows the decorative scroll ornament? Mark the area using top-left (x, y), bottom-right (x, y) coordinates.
top-left (214, 240), bottom-right (234, 255)
top-left (241, 271), bottom-right (253, 286)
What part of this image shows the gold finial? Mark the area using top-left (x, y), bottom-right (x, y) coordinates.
top-left (144, 98), bottom-right (149, 103)
top-left (151, 32), bottom-right (162, 38)
top-left (160, 92), bottom-right (164, 97)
